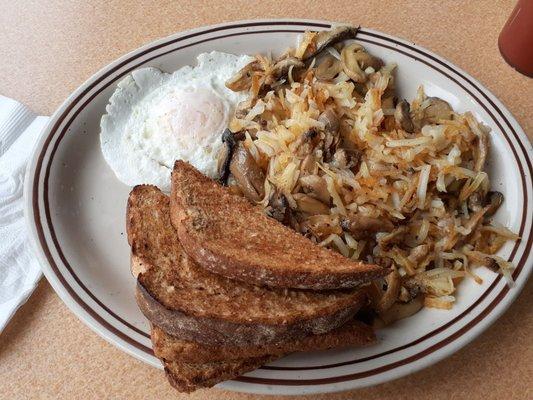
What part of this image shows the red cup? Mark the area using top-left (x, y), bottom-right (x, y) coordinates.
top-left (498, 0), bottom-right (533, 78)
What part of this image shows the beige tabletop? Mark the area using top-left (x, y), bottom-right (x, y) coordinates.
top-left (0, 1), bottom-right (532, 399)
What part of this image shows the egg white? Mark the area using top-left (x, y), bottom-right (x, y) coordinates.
top-left (100, 51), bottom-right (252, 192)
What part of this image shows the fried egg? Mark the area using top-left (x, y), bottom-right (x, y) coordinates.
top-left (100, 51), bottom-right (252, 191)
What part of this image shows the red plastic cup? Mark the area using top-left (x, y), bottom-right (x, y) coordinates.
top-left (498, 0), bottom-right (533, 78)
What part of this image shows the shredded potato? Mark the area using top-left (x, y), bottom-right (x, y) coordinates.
top-left (424, 296), bottom-right (454, 310)
top-left (224, 31), bottom-right (518, 322)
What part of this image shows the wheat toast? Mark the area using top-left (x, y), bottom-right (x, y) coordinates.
top-left (170, 160), bottom-right (389, 290)
top-left (152, 320), bottom-right (375, 363)
top-left (163, 356), bottom-right (276, 393)
top-left (128, 185), bottom-right (368, 346)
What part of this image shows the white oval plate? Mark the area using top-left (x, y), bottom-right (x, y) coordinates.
top-left (24, 20), bottom-right (532, 395)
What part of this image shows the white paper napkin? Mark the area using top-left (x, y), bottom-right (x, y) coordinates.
top-left (0, 95), bottom-right (49, 332)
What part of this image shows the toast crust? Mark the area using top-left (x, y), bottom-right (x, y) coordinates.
top-left (164, 356), bottom-right (276, 393)
top-left (170, 160), bottom-right (389, 290)
top-left (136, 276), bottom-right (364, 346)
top-left (152, 320), bottom-right (375, 363)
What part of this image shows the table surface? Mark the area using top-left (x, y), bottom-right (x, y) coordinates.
top-left (0, 1), bottom-right (531, 399)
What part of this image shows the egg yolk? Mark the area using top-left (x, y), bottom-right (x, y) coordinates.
top-left (155, 86), bottom-right (227, 143)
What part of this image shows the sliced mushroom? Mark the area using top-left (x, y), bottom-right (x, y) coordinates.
top-left (484, 258), bottom-right (500, 273)
top-left (217, 129), bottom-right (241, 185)
top-left (378, 295), bottom-right (423, 325)
top-left (467, 191), bottom-right (484, 213)
top-left (303, 25), bottom-right (360, 61)
top-left (270, 56), bottom-right (305, 83)
top-left (315, 55), bottom-right (342, 80)
top-left (369, 268), bottom-right (401, 314)
top-left (353, 82), bottom-right (368, 97)
top-left (300, 214), bottom-right (342, 241)
top-left (318, 108), bottom-right (341, 161)
top-left (229, 143), bottom-right (265, 202)
top-left (341, 44), bottom-right (383, 83)
top-left (394, 99), bottom-right (414, 133)
top-left (353, 50), bottom-right (384, 71)
top-left (319, 108), bottom-right (340, 133)
top-left (299, 175), bottom-right (330, 203)
top-left (341, 215), bottom-right (395, 240)
top-left (266, 190), bottom-right (292, 225)
top-left (468, 190), bottom-right (503, 216)
top-left (447, 178), bottom-right (464, 194)
top-left (422, 97), bottom-right (453, 124)
top-left (294, 128), bottom-right (320, 157)
top-left (323, 132), bottom-right (340, 162)
top-left (225, 60), bottom-right (262, 92)
top-left (382, 96), bottom-right (396, 110)
top-left (398, 285), bottom-right (416, 303)
top-left (403, 279), bottom-right (422, 300)
top-left (341, 43), bottom-right (367, 83)
top-left (484, 191), bottom-right (504, 217)
top-left (331, 148), bottom-right (360, 170)
top-left (293, 193), bottom-right (330, 215)
top-left (300, 152), bottom-right (317, 175)
top-left (474, 127), bottom-right (489, 172)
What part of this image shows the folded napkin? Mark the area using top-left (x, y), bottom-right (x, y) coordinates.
top-left (0, 95), bottom-right (49, 332)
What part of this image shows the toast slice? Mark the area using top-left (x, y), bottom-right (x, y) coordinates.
top-left (170, 160), bottom-right (389, 290)
top-left (163, 356), bottom-right (276, 393)
top-left (152, 320), bottom-right (375, 363)
top-left (128, 185), bottom-right (367, 346)
top-left (160, 320), bottom-right (374, 391)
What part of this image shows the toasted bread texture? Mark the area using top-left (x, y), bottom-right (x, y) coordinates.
top-left (152, 320), bottom-right (375, 363)
top-left (170, 160), bottom-right (389, 290)
top-left (128, 185), bottom-right (367, 346)
top-left (160, 320), bottom-right (375, 391)
top-left (164, 356), bottom-right (276, 393)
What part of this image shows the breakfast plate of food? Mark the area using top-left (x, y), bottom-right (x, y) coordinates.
top-left (24, 20), bottom-right (532, 395)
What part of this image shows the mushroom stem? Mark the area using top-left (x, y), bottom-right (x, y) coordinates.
top-left (394, 99), bottom-right (414, 133)
top-left (229, 143), bottom-right (265, 202)
top-left (217, 129), bottom-right (240, 185)
top-left (303, 25), bottom-right (360, 61)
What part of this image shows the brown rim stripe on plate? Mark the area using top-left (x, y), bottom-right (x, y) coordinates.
top-left (32, 21), bottom-right (532, 383)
